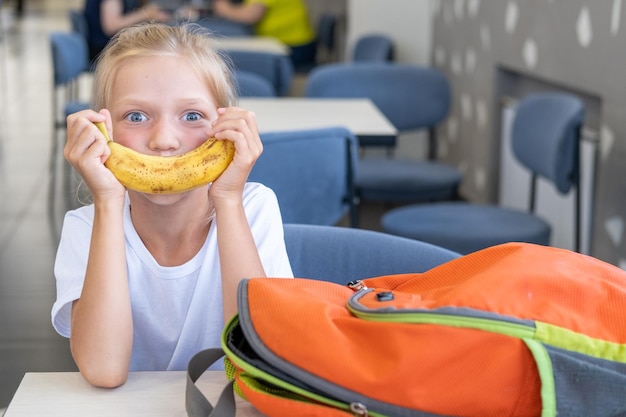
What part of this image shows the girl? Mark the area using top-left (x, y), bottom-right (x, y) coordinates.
top-left (51, 22), bottom-right (293, 388)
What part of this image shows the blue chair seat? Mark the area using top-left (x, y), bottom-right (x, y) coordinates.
top-left (382, 202), bottom-right (551, 255)
top-left (356, 158), bottom-right (461, 202)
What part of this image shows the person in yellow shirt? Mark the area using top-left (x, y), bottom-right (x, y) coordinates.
top-left (213, 0), bottom-right (316, 70)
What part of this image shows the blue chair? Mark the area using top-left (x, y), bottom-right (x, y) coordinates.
top-left (381, 92), bottom-right (586, 254)
top-left (68, 8), bottom-right (99, 67)
top-left (224, 49), bottom-right (294, 96)
top-left (249, 127), bottom-right (358, 227)
top-left (233, 70), bottom-right (276, 97)
top-left (67, 9), bottom-right (89, 41)
top-left (304, 63), bottom-right (462, 216)
top-left (352, 34), bottom-right (394, 62)
top-left (68, 9), bottom-right (89, 45)
top-left (50, 31), bottom-right (91, 153)
top-left (284, 224), bottom-right (460, 284)
top-left (49, 31), bottom-right (91, 226)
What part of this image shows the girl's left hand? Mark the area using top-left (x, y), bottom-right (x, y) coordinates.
top-left (207, 106), bottom-right (262, 203)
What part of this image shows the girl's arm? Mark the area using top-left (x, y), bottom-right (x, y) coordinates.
top-left (208, 107), bottom-right (266, 322)
top-left (64, 111), bottom-right (133, 388)
top-left (212, 0), bottom-right (266, 25)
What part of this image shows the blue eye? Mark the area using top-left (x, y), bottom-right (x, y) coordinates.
top-left (126, 112), bottom-right (147, 122)
top-left (183, 112), bottom-right (202, 122)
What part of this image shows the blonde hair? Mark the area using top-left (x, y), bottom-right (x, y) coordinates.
top-left (91, 22), bottom-right (236, 110)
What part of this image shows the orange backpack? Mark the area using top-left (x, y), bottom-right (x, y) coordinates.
top-left (186, 242), bottom-right (626, 417)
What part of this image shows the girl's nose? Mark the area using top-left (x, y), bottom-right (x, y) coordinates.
top-left (148, 119), bottom-right (180, 155)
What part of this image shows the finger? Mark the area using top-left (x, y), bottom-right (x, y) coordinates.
top-left (65, 116), bottom-right (109, 165)
top-left (215, 107), bottom-right (259, 137)
top-left (211, 109), bottom-right (261, 154)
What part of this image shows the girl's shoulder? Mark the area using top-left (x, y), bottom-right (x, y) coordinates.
top-left (63, 203), bottom-right (96, 223)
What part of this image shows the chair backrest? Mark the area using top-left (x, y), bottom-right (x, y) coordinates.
top-left (49, 31), bottom-right (91, 125)
top-left (49, 31), bottom-right (90, 87)
top-left (224, 49), bottom-right (294, 96)
top-left (233, 70), bottom-right (276, 97)
top-left (49, 31), bottom-right (92, 217)
top-left (511, 92), bottom-right (585, 195)
top-left (283, 224), bottom-right (460, 284)
top-left (68, 9), bottom-right (89, 43)
top-left (352, 34), bottom-right (394, 62)
top-left (305, 63), bottom-right (451, 134)
top-left (248, 127), bottom-right (358, 226)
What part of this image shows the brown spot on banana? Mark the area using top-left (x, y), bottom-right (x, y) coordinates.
top-left (95, 122), bottom-right (235, 194)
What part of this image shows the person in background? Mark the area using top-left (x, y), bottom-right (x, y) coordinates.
top-left (83, 0), bottom-right (172, 62)
top-left (212, 0), bottom-right (316, 70)
top-left (51, 22), bottom-right (293, 388)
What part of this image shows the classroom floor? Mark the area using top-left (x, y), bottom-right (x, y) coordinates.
top-left (0, 0), bottom-right (386, 410)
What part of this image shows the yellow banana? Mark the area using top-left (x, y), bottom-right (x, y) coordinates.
top-left (95, 122), bottom-right (235, 194)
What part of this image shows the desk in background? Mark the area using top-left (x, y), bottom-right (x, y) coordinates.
top-left (4, 371), bottom-right (264, 417)
top-left (196, 17), bottom-right (253, 37)
top-left (217, 36), bottom-right (289, 56)
top-left (238, 97), bottom-right (397, 140)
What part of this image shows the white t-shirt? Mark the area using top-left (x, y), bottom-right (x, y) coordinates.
top-left (51, 182), bottom-right (293, 371)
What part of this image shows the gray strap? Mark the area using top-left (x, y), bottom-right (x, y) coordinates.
top-left (186, 348), bottom-right (236, 417)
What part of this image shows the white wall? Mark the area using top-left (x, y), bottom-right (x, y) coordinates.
top-left (347, 0), bottom-right (433, 160)
top-left (346, 0), bottom-right (431, 65)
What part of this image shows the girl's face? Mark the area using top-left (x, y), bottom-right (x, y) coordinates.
top-left (108, 55), bottom-right (219, 156)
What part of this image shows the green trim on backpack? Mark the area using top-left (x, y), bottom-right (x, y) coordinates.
top-left (524, 339), bottom-right (557, 417)
top-left (535, 321), bottom-right (626, 363)
top-left (348, 308), bottom-right (536, 339)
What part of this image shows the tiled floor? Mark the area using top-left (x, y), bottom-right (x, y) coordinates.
top-left (0, 1), bottom-right (385, 410)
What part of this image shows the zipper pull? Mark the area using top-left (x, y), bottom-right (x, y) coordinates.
top-left (349, 402), bottom-right (368, 416)
top-left (347, 280), bottom-right (368, 292)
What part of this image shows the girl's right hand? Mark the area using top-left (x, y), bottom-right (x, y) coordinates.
top-left (65, 109), bottom-right (127, 201)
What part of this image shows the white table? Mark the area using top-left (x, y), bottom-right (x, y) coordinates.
top-left (238, 98), bottom-right (398, 138)
top-left (217, 37), bottom-right (289, 55)
top-left (4, 371), bottom-right (264, 417)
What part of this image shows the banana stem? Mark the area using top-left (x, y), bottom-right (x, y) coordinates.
top-left (94, 121), bottom-right (112, 143)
